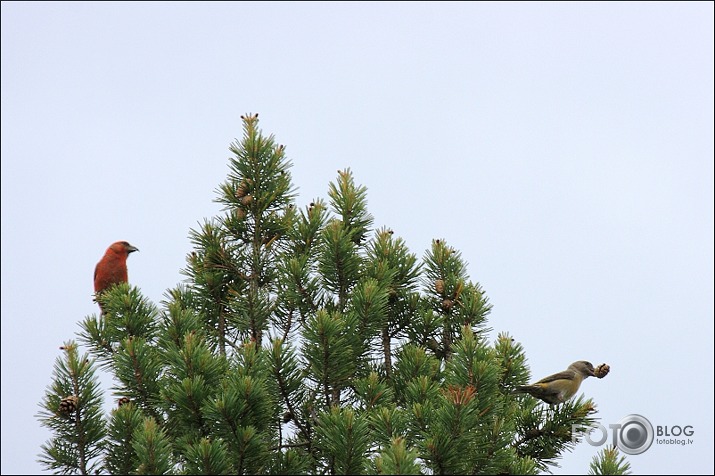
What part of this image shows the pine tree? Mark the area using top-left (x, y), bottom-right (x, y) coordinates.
top-left (37, 114), bottom-right (620, 474)
top-left (588, 446), bottom-right (632, 475)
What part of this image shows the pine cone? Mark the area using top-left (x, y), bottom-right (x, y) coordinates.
top-left (118, 397), bottom-right (131, 407)
top-left (241, 194), bottom-right (253, 206)
top-left (235, 181), bottom-right (248, 198)
top-left (58, 395), bottom-right (78, 416)
top-left (435, 279), bottom-right (445, 295)
top-left (441, 298), bottom-right (453, 311)
top-left (595, 363), bottom-right (610, 379)
top-left (235, 208), bottom-right (247, 220)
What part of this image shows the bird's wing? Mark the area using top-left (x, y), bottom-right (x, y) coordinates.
top-left (535, 369), bottom-right (575, 384)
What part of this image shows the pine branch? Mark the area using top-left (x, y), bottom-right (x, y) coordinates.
top-left (589, 446), bottom-right (632, 475)
top-left (37, 342), bottom-right (106, 475)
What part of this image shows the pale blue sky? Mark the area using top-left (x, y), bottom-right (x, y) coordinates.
top-left (2, 2), bottom-right (713, 474)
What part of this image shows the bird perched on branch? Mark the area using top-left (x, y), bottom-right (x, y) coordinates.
top-left (93, 241), bottom-right (139, 310)
top-left (515, 361), bottom-right (596, 405)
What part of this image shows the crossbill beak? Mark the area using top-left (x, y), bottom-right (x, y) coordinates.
top-left (128, 245), bottom-right (139, 253)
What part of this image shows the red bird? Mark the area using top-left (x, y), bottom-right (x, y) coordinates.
top-left (93, 241), bottom-right (139, 307)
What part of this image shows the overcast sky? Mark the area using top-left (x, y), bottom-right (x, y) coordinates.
top-left (2, 2), bottom-right (713, 474)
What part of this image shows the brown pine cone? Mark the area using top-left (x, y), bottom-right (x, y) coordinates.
top-left (594, 363), bottom-right (610, 379)
top-left (58, 395), bottom-right (79, 416)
